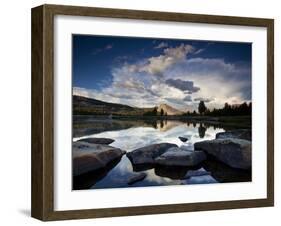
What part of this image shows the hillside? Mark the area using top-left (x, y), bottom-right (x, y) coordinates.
top-left (73, 95), bottom-right (151, 116)
top-left (73, 95), bottom-right (184, 116)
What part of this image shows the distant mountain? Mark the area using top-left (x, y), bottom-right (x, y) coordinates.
top-left (157, 103), bottom-right (184, 115)
top-left (73, 95), bottom-right (183, 116)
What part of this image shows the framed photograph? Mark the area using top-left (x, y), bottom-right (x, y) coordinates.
top-left (31, 4), bottom-right (274, 221)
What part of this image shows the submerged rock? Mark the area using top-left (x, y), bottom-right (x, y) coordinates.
top-left (73, 141), bottom-right (126, 177)
top-left (216, 129), bottom-right (251, 141)
top-left (155, 147), bottom-right (206, 167)
top-left (202, 158), bottom-right (252, 183)
top-left (77, 137), bottom-right (115, 145)
top-left (126, 143), bottom-right (178, 165)
top-left (178, 136), bottom-right (188, 142)
top-left (179, 144), bottom-right (194, 151)
top-left (194, 138), bottom-right (251, 170)
top-left (127, 172), bottom-right (147, 185)
top-left (183, 169), bottom-right (211, 179)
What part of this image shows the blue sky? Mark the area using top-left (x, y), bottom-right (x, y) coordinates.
top-left (73, 35), bottom-right (251, 111)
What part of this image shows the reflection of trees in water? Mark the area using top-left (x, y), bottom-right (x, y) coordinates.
top-left (73, 115), bottom-right (243, 137)
top-left (198, 123), bottom-right (207, 138)
top-left (152, 121), bottom-right (158, 129)
top-left (160, 120), bottom-right (164, 129)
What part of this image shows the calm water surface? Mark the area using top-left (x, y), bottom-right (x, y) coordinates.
top-left (73, 118), bottom-right (246, 189)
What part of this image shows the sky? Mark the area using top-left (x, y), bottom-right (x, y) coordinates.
top-left (73, 35), bottom-right (252, 111)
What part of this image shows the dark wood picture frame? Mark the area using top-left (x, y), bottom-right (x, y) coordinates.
top-left (31, 4), bottom-right (274, 221)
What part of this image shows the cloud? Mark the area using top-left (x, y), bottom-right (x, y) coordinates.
top-left (105, 44), bottom-right (113, 50)
top-left (154, 42), bottom-right (168, 49)
top-left (164, 57), bottom-right (251, 107)
top-left (92, 44), bottom-right (113, 55)
top-left (193, 48), bottom-right (204, 55)
top-left (139, 44), bottom-right (194, 75)
top-left (75, 43), bottom-right (251, 111)
top-left (183, 95), bottom-right (192, 102)
top-left (165, 79), bottom-right (200, 93)
top-left (165, 97), bottom-right (185, 105)
top-left (194, 97), bottom-right (215, 103)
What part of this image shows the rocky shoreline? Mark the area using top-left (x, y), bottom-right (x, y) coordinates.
top-left (73, 129), bottom-right (252, 189)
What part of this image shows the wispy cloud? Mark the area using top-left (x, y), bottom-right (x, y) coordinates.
top-left (193, 48), bottom-right (204, 55)
top-left (92, 44), bottom-right (113, 55)
top-left (154, 42), bottom-right (168, 49)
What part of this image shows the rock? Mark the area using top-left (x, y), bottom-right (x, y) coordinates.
top-left (202, 158), bottom-right (252, 183)
top-left (179, 144), bottom-right (194, 151)
top-left (127, 172), bottom-right (147, 185)
top-left (77, 137), bottom-right (115, 145)
top-left (184, 170), bottom-right (211, 179)
top-left (178, 136), bottom-right (188, 142)
top-left (194, 138), bottom-right (251, 170)
top-left (126, 143), bottom-right (178, 165)
top-left (216, 129), bottom-right (251, 141)
top-left (155, 147), bottom-right (206, 167)
top-left (181, 175), bottom-right (218, 185)
top-left (155, 165), bottom-right (195, 179)
top-left (73, 141), bottom-right (126, 177)
top-left (73, 157), bottom-right (121, 190)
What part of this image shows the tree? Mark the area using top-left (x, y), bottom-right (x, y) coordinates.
top-left (152, 107), bottom-right (158, 116)
top-left (198, 101), bottom-right (207, 115)
top-left (143, 106), bottom-right (158, 116)
top-left (160, 108), bottom-right (164, 116)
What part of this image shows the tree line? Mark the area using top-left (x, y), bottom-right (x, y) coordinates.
top-left (143, 107), bottom-right (167, 116)
top-left (143, 101), bottom-right (252, 117)
top-left (186, 101), bottom-right (252, 116)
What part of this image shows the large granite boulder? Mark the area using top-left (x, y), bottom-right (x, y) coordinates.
top-left (194, 138), bottom-right (251, 170)
top-left (126, 143), bottom-right (178, 165)
top-left (77, 137), bottom-right (115, 145)
top-left (155, 147), bottom-right (206, 167)
top-left (73, 141), bottom-right (126, 177)
top-left (216, 129), bottom-right (251, 141)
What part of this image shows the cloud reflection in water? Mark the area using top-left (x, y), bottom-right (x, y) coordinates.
top-left (74, 121), bottom-right (224, 189)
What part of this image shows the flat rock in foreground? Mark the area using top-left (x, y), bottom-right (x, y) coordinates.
top-left (155, 147), bottom-right (206, 167)
top-left (126, 143), bottom-right (178, 165)
top-left (194, 138), bottom-right (251, 170)
top-left (73, 141), bottom-right (126, 177)
top-left (216, 129), bottom-right (251, 141)
top-left (77, 137), bottom-right (115, 145)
